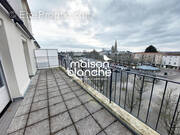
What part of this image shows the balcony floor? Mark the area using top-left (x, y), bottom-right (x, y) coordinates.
top-left (7, 68), bottom-right (133, 135)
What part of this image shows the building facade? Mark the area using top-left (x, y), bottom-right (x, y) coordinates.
top-left (162, 53), bottom-right (180, 69)
top-left (133, 52), bottom-right (163, 66)
top-left (133, 52), bottom-right (180, 69)
top-left (0, 0), bottom-right (39, 114)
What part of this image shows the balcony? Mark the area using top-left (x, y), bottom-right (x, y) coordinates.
top-left (5, 68), bottom-right (132, 135)
top-left (1, 55), bottom-right (180, 135)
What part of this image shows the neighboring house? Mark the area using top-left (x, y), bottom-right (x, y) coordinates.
top-left (133, 52), bottom-right (180, 69)
top-left (162, 53), bottom-right (180, 69)
top-left (0, 0), bottom-right (40, 114)
top-left (133, 52), bottom-right (163, 66)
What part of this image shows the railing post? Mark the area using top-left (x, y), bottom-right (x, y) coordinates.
top-left (169, 94), bottom-right (180, 135)
top-left (109, 68), bottom-right (113, 103)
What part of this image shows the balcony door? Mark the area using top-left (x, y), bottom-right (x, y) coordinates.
top-left (0, 60), bottom-right (10, 114)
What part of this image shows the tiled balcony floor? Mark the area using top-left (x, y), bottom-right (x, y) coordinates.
top-left (7, 68), bottom-right (133, 135)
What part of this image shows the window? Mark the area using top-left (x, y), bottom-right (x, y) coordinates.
top-left (0, 71), bottom-right (4, 88)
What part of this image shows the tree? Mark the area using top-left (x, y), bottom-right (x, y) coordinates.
top-left (125, 76), bottom-right (149, 111)
top-left (145, 45), bottom-right (158, 53)
top-left (87, 49), bottom-right (103, 60)
top-left (156, 88), bottom-right (180, 135)
top-left (111, 46), bottom-right (115, 53)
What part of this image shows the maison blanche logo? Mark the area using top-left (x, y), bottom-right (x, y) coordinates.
top-left (67, 60), bottom-right (111, 77)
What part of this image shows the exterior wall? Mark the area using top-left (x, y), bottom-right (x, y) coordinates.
top-left (155, 54), bottom-right (163, 66)
top-left (27, 40), bottom-right (37, 75)
top-left (133, 53), bottom-right (163, 65)
top-left (162, 56), bottom-right (180, 68)
top-left (0, 18), bottom-right (21, 99)
top-left (0, 6), bottom-right (37, 98)
top-left (7, 0), bottom-right (22, 17)
top-left (21, 0), bottom-right (32, 33)
top-left (7, 0), bottom-right (32, 32)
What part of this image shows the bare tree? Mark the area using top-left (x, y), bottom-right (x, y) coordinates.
top-left (157, 88), bottom-right (180, 135)
top-left (125, 76), bottom-right (149, 110)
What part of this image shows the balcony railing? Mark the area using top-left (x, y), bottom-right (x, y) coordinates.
top-left (59, 56), bottom-right (180, 135)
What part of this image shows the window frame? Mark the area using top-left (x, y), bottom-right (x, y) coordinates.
top-left (0, 61), bottom-right (4, 88)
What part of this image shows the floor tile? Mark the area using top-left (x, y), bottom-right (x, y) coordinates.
top-left (27, 108), bottom-right (48, 126)
top-left (50, 102), bottom-right (67, 116)
top-left (105, 121), bottom-right (133, 135)
top-left (51, 112), bottom-right (72, 133)
top-left (31, 100), bottom-right (47, 112)
top-left (25, 120), bottom-right (49, 135)
top-left (93, 109), bottom-right (115, 128)
top-left (84, 100), bottom-right (102, 114)
top-left (69, 105), bottom-right (89, 122)
top-left (65, 98), bottom-right (81, 109)
top-left (49, 96), bottom-right (63, 106)
top-left (79, 94), bottom-right (93, 103)
top-left (8, 129), bottom-right (24, 135)
top-left (33, 94), bottom-right (47, 103)
top-left (75, 116), bottom-right (101, 135)
top-left (61, 88), bottom-right (72, 95)
top-left (63, 92), bottom-right (76, 101)
top-left (48, 91), bottom-right (60, 98)
top-left (54, 125), bottom-right (77, 135)
top-left (15, 104), bottom-right (31, 116)
top-left (8, 115), bottom-right (28, 133)
top-left (74, 89), bottom-right (86, 96)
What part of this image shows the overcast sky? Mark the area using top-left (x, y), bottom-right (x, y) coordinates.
top-left (28, 0), bottom-right (180, 52)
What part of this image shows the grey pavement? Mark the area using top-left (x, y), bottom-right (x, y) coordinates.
top-left (7, 68), bottom-right (133, 135)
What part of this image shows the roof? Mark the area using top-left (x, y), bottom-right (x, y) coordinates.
top-left (163, 52), bottom-right (180, 56)
top-left (133, 52), bottom-right (163, 55)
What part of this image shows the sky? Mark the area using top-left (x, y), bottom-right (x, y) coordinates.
top-left (28, 0), bottom-right (180, 52)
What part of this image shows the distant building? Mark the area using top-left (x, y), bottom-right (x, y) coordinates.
top-left (133, 52), bottom-right (163, 66)
top-left (133, 52), bottom-right (180, 69)
top-left (162, 52), bottom-right (180, 69)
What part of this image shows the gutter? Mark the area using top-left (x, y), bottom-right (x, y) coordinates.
top-left (0, 0), bottom-right (40, 48)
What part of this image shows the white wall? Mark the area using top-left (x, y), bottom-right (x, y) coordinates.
top-left (0, 17), bottom-right (21, 98)
top-left (0, 9), bottom-right (37, 98)
top-left (162, 56), bottom-right (180, 67)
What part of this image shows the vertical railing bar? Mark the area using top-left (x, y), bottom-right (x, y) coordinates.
top-left (137, 76), bottom-right (145, 118)
top-left (100, 71), bottom-right (102, 93)
top-left (145, 78), bottom-right (155, 123)
top-left (119, 70), bottom-right (122, 105)
top-left (114, 71), bottom-right (117, 102)
top-left (124, 72), bottom-right (129, 109)
top-left (169, 94), bottom-right (180, 135)
top-left (106, 75), bottom-right (109, 98)
top-left (95, 67), bottom-right (97, 90)
top-left (91, 68), bottom-right (93, 87)
top-left (155, 81), bottom-right (168, 130)
top-left (109, 69), bottom-right (113, 103)
top-left (130, 74), bottom-right (136, 113)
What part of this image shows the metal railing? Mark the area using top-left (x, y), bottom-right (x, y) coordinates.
top-left (59, 57), bottom-right (180, 135)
